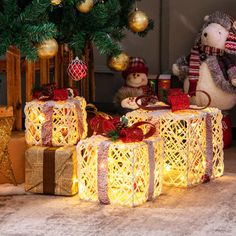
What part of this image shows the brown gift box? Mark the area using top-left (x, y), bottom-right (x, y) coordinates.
top-left (25, 146), bottom-right (78, 196)
top-left (0, 131), bottom-right (26, 184)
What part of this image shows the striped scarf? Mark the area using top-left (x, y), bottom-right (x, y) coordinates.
top-left (225, 32), bottom-right (236, 53)
top-left (189, 31), bottom-right (236, 95)
top-left (188, 45), bottom-right (225, 95)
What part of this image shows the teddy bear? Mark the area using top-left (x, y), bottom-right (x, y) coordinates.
top-left (114, 57), bottom-right (153, 114)
top-left (172, 11), bottom-right (236, 111)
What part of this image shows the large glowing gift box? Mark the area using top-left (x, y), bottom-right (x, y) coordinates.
top-left (127, 108), bottom-right (224, 187)
top-left (24, 96), bottom-right (87, 146)
top-left (77, 135), bottom-right (163, 207)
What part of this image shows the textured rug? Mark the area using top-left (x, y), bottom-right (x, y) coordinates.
top-left (0, 173), bottom-right (236, 236)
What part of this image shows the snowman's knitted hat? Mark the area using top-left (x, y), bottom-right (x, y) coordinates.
top-left (122, 57), bottom-right (148, 79)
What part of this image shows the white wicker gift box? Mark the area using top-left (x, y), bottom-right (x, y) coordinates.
top-left (127, 108), bottom-right (224, 187)
top-left (24, 96), bottom-right (87, 146)
top-left (77, 135), bottom-right (163, 207)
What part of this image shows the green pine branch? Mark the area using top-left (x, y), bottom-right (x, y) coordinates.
top-left (0, 0), bottom-right (154, 60)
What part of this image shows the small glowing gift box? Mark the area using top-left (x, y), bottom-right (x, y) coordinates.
top-left (25, 146), bottom-right (78, 196)
top-left (77, 135), bottom-right (163, 207)
top-left (127, 107), bottom-right (224, 187)
top-left (24, 96), bottom-right (87, 146)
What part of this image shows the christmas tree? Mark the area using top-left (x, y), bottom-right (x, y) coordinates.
top-left (0, 0), bottom-right (154, 101)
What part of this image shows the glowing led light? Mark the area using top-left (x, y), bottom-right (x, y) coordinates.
top-left (38, 114), bottom-right (45, 123)
top-left (165, 165), bottom-right (171, 171)
top-left (100, 163), bottom-right (106, 169)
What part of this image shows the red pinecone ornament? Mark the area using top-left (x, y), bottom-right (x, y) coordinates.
top-left (67, 57), bottom-right (88, 81)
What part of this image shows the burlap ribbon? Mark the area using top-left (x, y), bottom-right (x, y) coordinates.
top-left (43, 147), bottom-right (57, 194)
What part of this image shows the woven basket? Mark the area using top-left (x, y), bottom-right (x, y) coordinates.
top-left (77, 135), bottom-right (163, 207)
top-left (127, 108), bottom-right (224, 187)
top-left (24, 96), bottom-right (87, 146)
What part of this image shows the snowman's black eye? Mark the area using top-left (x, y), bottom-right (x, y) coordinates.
top-left (219, 31), bottom-right (221, 35)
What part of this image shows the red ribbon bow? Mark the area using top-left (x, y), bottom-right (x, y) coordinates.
top-left (33, 83), bottom-right (78, 101)
top-left (90, 116), bottom-right (156, 143)
top-left (135, 89), bottom-right (211, 112)
top-left (167, 89), bottom-right (190, 111)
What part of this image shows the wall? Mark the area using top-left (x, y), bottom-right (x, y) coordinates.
top-left (161, 0), bottom-right (236, 71)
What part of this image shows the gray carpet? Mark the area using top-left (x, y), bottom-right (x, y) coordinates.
top-left (0, 173), bottom-right (236, 236)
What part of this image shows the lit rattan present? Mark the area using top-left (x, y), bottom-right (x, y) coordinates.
top-left (24, 96), bottom-right (87, 146)
top-left (77, 135), bottom-right (163, 207)
top-left (127, 108), bottom-right (224, 187)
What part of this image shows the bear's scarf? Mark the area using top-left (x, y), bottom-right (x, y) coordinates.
top-left (188, 43), bottom-right (236, 95)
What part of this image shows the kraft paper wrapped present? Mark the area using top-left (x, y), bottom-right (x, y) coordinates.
top-left (0, 132), bottom-right (27, 184)
top-left (25, 146), bottom-right (78, 196)
top-left (127, 107), bottom-right (224, 187)
top-left (77, 135), bottom-right (163, 207)
top-left (24, 96), bottom-right (87, 146)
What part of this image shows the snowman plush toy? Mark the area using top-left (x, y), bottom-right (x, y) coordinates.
top-left (114, 57), bottom-right (153, 114)
top-left (172, 11), bottom-right (236, 110)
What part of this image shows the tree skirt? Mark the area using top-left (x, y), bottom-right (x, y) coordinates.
top-left (0, 173), bottom-right (235, 236)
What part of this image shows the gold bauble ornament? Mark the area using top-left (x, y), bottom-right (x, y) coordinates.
top-left (51, 0), bottom-right (62, 5)
top-left (37, 39), bottom-right (58, 59)
top-left (128, 9), bottom-right (149, 33)
top-left (76, 0), bottom-right (94, 13)
top-left (108, 52), bottom-right (129, 71)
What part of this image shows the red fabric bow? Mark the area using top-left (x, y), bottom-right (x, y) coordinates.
top-left (167, 89), bottom-right (190, 112)
top-left (32, 83), bottom-right (78, 101)
top-left (90, 116), bottom-right (156, 143)
top-left (53, 88), bottom-right (69, 101)
top-left (119, 127), bottom-right (143, 143)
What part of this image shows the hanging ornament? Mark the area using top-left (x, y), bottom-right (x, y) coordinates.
top-left (37, 39), bottom-right (58, 59)
top-left (108, 52), bottom-right (129, 71)
top-left (51, 0), bottom-right (62, 5)
top-left (128, 7), bottom-right (149, 33)
top-left (76, 0), bottom-right (94, 13)
top-left (67, 57), bottom-right (88, 81)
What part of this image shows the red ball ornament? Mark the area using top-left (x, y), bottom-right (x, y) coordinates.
top-left (67, 57), bottom-right (88, 81)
